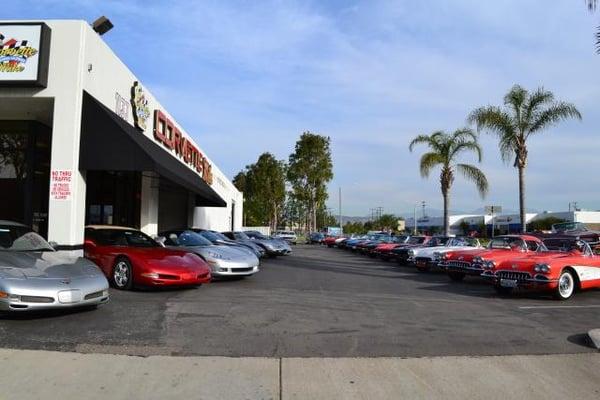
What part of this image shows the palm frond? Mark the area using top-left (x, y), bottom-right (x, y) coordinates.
top-left (522, 87), bottom-right (554, 129)
top-left (419, 152), bottom-right (445, 178)
top-left (528, 102), bottom-right (582, 136)
top-left (452, 128), bottom-right (478, 143)
top-left (456, 164), bottom-right (489, 198)
top-left (588, 0), bottom-right (597, 11)
top-left (450, 140), bottom-right (483, 163)
top-left (596, 26), bottom-right (600, 53)
top-left (504, 85), bottom-right (527, 124)
top-left (408, 134), bottom-right (434, 152)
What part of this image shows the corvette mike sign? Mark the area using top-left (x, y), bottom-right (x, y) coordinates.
top-left (0, 23), bottom-right (51, 87)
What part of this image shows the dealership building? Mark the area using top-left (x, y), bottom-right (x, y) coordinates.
top-left (0, 20), bottom-right (243, 250)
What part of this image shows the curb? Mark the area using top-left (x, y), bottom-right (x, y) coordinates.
top-left (588, 329), bottom-right (600, 350)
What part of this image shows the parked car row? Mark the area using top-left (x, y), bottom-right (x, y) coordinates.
top-left (327, 229), bottom-right (600, 300)
top-left (0, 220), bottom-right (292, 314)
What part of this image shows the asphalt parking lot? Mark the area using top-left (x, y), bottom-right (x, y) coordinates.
top-left (1, 245), bottom-right (599, 358)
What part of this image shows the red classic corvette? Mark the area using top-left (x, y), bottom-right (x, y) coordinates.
top-left (84, 226), bottom-right (211, 290)
top-left (481, 236), bottom-right (600, 300)
top-left (323, 236), bottom-right (340, 247)
top-left (375, 236), bottom-right (431, 261)
top-left (440, 235), bottom-right (544, 281)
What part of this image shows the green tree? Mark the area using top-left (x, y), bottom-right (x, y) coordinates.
top-left (233, 152), bottom-right (286, 229)
top-left (528, 217), bottom-right (566, 232)
top-left (409, 129), bottom-right (489, 236)
top-left (375, 214), bottom-right (399, 231)
top-left (287, 132), bottom-right (334, 233)
top-left (468, 85), bottom-right (581, 232)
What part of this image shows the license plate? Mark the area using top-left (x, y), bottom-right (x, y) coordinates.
top-left (58, 290), bottom-right (82, 304)
top-left (500, 279), bottom-right (518, 288)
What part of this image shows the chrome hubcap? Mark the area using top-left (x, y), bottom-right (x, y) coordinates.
top-left (114, 262), bottom-right (129, 287)
top-left (558, 273), bottom-right (574, 298)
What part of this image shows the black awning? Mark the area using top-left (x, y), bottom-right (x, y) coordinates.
top-left (79, 91), bottom-right (226, 207)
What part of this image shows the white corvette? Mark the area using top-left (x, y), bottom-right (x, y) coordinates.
top-left (409, 237), bottom-right (482, 271)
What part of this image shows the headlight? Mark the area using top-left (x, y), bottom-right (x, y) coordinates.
top-left (408, 250), bottom-right (415, 256)
top-left (473, 256), bottom-right (484, 263)
top-left (534, 263), bottom-right (551, 273)
top-left (433, 252), bottom-right (446, 262)
top-left (483, 261), bottom-right (496, 270)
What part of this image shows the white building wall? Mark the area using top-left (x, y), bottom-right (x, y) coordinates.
top-left (0, 19), bottom-right (243, 243)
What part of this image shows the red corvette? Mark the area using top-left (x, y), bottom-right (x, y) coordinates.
top-left (84, 226), bottom-right (211, 290)
top-left (481, 236), bottom-right (600, 300)
top-left (440, 235), bottom-right (544, 281)
top-left (374, 236), bottom-right (421, 261)
top-left (323, 236), bottom-right (340, 247)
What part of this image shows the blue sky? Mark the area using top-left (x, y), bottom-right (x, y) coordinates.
top-left (4, 1), bottom-right (600, 216)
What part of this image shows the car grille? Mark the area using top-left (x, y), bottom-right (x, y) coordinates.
top-left (415, 257), bottom-right (431, 263)
top-left (234, 267), bottom-right (254, 273)
top-left (496, 271), bottom-right (531, 281)
top-left (446, 261), bottom-right (472, 269)
top-left (20, 295), bottom-right (54, 303)
top-left (84, 291), bottom-right (104, 300)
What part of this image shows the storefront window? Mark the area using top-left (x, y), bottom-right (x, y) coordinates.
top-left (85, 171), bottom-right (141, 228)
top-left (0, 121), bottom-right (51, 237)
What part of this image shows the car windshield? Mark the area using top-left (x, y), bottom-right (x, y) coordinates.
top-left (90, 229), bottom-right (158, 247)
top-left (428, 237), bottom-right (449, 247)
top-left (234, 231), bottom-right (250, 240)
top-left (0, 224), bottom-right (54, 252)
top-left (448, 237), bottom-right (478, 247)
top-left (164, 231), bottom-right (212, 247)
top-left (246, 231), bottom-right (269, 240)
top-left (211, 231), bottom-right (230, 241)
top-left (407, 236), bottom-right (425, 244)
top-left (197, 230), bottom-right (220, 242)
top-left (488, 237), bottom-right (526, 250)
top-left (543, 238), bottom-right (589, 253)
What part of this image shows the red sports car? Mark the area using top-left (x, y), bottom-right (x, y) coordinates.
top-left (481, 236), bottom-right (600, 300)
top-left (374, 236), bottom-right (418, 260)
top-left (84, 226), bottom-right (211, 290)
top-left (323, 236), bottom-right (340, 248)
top-left (440, 235), bottom-right (545, 281)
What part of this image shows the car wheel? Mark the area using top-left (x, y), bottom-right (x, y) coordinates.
top-left (554, 269), bottom-right (576, 300)
top-left (448, 272), bottom-right (466, 282)
top-left (494, 285), bottom-right (513, 296)
top-left (112, 258), bottom-right (133, 290)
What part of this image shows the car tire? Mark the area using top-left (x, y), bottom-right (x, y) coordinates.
top-left (112, 258), bottom-right (134, 290)
top-left (494, 285), bottom-right (513, 296)
top-left (554, 269), bottom-right (576, 300)
top-left (448, 272), bottom-right (466, 282)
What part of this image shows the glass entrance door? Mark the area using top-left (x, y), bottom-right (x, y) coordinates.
top-left (85, 171), bottom-right (141, 228)
top-left (0, 121), bottom-right (51, 237)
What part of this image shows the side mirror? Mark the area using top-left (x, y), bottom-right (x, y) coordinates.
top-left (155, 236), bottom-right (166, 247)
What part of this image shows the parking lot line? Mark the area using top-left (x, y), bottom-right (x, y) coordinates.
top-left (518, 305), bottom-right (600, 310)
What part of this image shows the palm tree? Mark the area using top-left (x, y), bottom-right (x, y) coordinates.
top-left (409, 129), bottom-right (489, 236)
top-left (468, 85), bottom-right (581, 233)
top-left (586, 0), bottom-right (600, 52)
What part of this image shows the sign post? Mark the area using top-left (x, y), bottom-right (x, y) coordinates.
top-left (485, 205), bottom-right (502, 238)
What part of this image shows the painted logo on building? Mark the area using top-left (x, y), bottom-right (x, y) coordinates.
top-left (131, 81), bottom-right (150, 131)
top-left (0, 32), bottom-right (38, 73)
top-left (154, 110), bottom-right (214, 185)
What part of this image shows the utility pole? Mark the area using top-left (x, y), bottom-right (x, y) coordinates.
top-left (421, 201), bottom-right (426, 218)
top-left (338, 187), bottom-right (342, 234)
top-left (413, 204), bottom-right (417, 235)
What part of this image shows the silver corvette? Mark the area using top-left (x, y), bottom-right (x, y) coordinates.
top-left (0, 221), bottom-right (109, 313)
top-left (158, 230), bottom-right (260, 277)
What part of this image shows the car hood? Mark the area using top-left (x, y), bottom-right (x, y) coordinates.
top-left (495, 251), bottom-right (574, 272)
top-left (182, 245), bottom-right (258, 262)
top-left (416, 246), bottom-right (481, 258)
top-left (0, 251), bottom-right (103, 279)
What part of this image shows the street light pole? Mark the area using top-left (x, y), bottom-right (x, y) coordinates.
top-left (413, 204), bottom-right (417, 235)
top-left (339, 187), bottom-right (342, 234)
